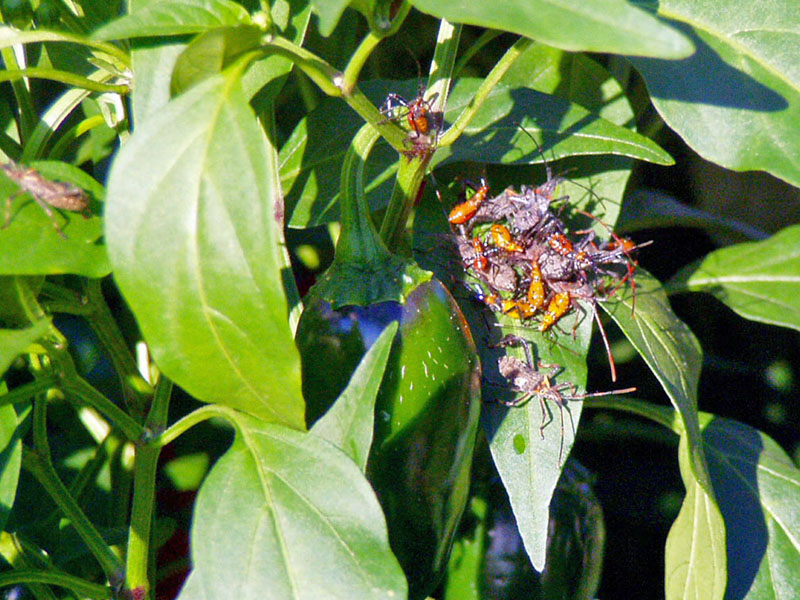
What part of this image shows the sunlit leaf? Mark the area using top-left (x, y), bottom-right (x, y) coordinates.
top-left (0, 399), bottom-right (21, 534)
top-left (671, 223), bottom-right (800, 332)
top-left (408, 0), bottom-right (693, 57)
top-left (310, 321), bottom-right (397, 472)
top-left (0, 319), bottom-right (52, 378)
top-left (632, 1), bottom-right (800, 187)
top-left (665, 433), bottom-right (727, 600)
top-left (92, 0), bottom-right (250, 40)
top-left (105, 68), bottom-right (303, 428)
top-left (702, 417), bottom-right (800, 600)
top-left (177, 415), bottom-right (407, 600)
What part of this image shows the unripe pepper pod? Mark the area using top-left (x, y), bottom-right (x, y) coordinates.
top-left (295, 124), bottom-right (481, 599)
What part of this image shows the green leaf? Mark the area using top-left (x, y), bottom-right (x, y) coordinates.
top-left (130, 39), bottom-right (187, 127)
top-left (105, 68), bottom-right (303, 429)
top-left (411, 56), bottom-right (640, 571)
top-left (178, 415), bottom-right (407, 600)
top-left (92, 0), bottom-right (250, 40)
top-left (439, 81), bottom-right (673, 167)
top-left (619, 189), bottom-right (771, 243)
top-left (665, 433), bottom-right (727, 600)
top-left (170, 25), bottom-right (262, 95)
top-left (0, 318), bottom-right (52, 378)
top-left (670, 223), bottom-right (800, 332)
top-left (600, 271), bottom-right (710, 488)
top-left (281, 77), bottom-right (670, 228)
top-left (702, 417), bottom-right (800, 600)
top-left (310, 0), bottom-right (350, 37)
top-left (0, 161), bottom-right (109, 277)
top-left (601, 272), bottom-right (728, 596)
top-left (0, 398), bottom-right (21, 535)
top-left (408, 0), bottom-right (693, 57)
top-left (631, 1), bottom-right (800, 188)
top-left (310, 321), bottom-right (398, 472)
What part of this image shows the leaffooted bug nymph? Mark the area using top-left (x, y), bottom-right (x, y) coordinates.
top-left (494, 334), bottom-right (635, 465)
top-left (1, 160), bottom-right (91, 238)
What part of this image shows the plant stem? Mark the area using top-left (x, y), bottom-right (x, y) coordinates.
top-left (60, 376), bottom-right (145, 441)
top-left (262, 36), bottom-right (407, 151)
top-left (154, 405), bottom-right (226, 448)
top-left (26, 401), bottom-right (124, 585)
top-left (582, 396), bottom-right (679, 433)
top-left (125, 376), bottom-right (173, 598)
top-left (0, 377), bottom-right (56, 409)
top-left (379, 154), bottom-right (430, 250)
top-left (378, 20), bottom-right (462, 250)
top-left (0, 68), bottom-right (130, 94)
top-left (0, 30), bottom-right (131, 67)
top-left (83, 279), bottom-right (153, 418)
top-left (341, 1), bottom-right (412, 94)
top-left (439, 36), bottom-right (533, 147)
top-left (0, 569), bottom-right (111, 599)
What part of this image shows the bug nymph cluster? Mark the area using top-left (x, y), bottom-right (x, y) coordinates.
top-left (444, 159), bottom-right (643, 464)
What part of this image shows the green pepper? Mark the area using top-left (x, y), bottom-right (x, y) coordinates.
top-left (295, 125), bottom-right (481, 599)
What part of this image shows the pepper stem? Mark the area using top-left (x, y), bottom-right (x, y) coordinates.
top-left (311, 123), bottom-right (430, 308)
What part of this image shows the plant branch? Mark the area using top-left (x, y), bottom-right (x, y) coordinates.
top-left (0, 569), bottom-right (111, 599)
top-left (341, 1), bottom-right (412, 93)
top-left (59, 376), bottom-right (145, 442)
top-left (26, 402), bottom-right (124, 585)
top-left (0, 67), bottom-right (130, 94)
top-left (0, 377), bottom-right (57, 409)
top-left (125, 376), bottom-right (173, 598)
top-left (262, 35), bottom-right (407, 151)
top-left (439, 36), bottom-right (533, 147)
top-left (154, 404), bottom-right (233, 448)
top-left (83, 279), bottom-right (153, 417)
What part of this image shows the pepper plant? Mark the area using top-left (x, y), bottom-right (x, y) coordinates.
top-left (0, 1), bottom-right (799, 599)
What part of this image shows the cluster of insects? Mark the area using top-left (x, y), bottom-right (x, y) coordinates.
top-left (442, 146), bottom-right (643, 464)
top-left (381, 87), bottom-right (643, 464)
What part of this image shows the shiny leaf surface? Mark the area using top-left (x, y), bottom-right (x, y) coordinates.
top-left (105, 69), bottom-right (303, 428)
top-left (178, 414), bottom-right (407, 600)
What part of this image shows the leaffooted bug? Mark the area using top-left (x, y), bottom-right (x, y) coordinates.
top-left (1, 161), bottom-right (90, 238)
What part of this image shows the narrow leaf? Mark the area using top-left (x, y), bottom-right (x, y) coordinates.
top-left (408, 0), bottom-right (692, 58)
top-left (600, 270), bottom-right (711, 490)
top-left (282, 77), bottom-right (670, 228)
top-left (310, 0), bottom-right (350, 37)
top-left (665, 433), bottom-right (727, 600)
top-left (0, 397), bottom-right (21, 533)
top-left (632, 1), bottom-right (800, 187)
top-left (0, 319), bottom-right (52, 378)
top-left (105, 69), bottom-right (303, 428)
top-left (178, 416), bottom-right (407, 600)
top-left (702, 417), bottom-right (800, 600)
top-left (92, 0), bottom-right (250, 40)
top-left (671, 223), bottom-right (800, 332)
top-left (310, 321), bottom-right (398, 472)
